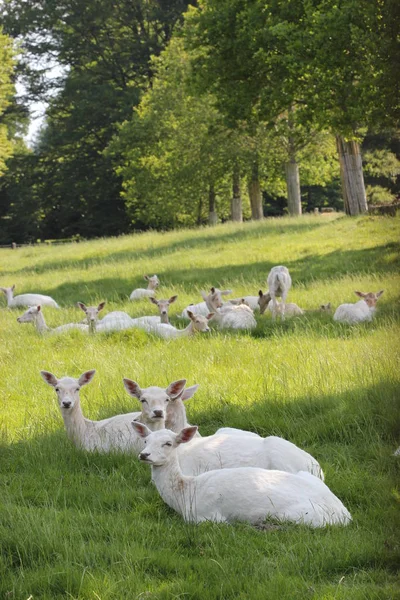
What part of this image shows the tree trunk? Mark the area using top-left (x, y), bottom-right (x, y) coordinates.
top-left (285, 159), bottom-right (302, 215)
top-left (208, 184), bottom-right (218, 225)
top-left (248, 160), bottom-right (264, 220)
top-left (336, 136), bottom-right (368, 215)
top-left (231, 165), bottom-right (243, 222)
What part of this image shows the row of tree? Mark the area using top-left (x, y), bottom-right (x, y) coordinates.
top-left (0, 0), bottom-right (399, 243)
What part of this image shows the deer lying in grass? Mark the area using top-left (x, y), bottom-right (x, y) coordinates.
top-left (77, 301), bottom-right (107, 333)
top-left (333, 291), bottom-right (384, 323)
top-left (203, 289), bottom-right (257, 330)
top-left (1, 284), bottom-right (60, 308)
top-left (180, 288), bottom-right (232, 318)
top-left (267, 300), bottom-right (304, 317)
top-left (147, 310), bottom-right (214, 339)
top-left (227, 296), bottom-right (262, 311)
top-left (17, 305), bottom-right (89, 334)
top-left (76, 297), bottom-right (177, 333)
top-left (133, 424), bottom-right (351, 527)
top-left (130, 275), bottom-right (160, 300)
top-left (149, 295), bottom-right (178, 324)
top-left (40, 370), bottom-right (188, 452)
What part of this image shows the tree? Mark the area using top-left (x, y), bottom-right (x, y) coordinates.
top-left (184, 0), bottom-right (399, 216)
top-left (2, 0), bottom-right (195, 238)
top-left (0, 28), bottom-right (16, 177)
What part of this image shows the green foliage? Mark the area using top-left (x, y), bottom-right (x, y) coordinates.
top-left (1, 215), bottom-right (400, 598)
top-left (0, 27), bottom-right (16, 177)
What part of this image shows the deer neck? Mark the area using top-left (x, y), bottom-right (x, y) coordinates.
top-left (2, 289), bottom-right (14, 306)
top-left (160, 313), bottom-right (169, 324)
top-left (166, 399), bottom-right (187, 432)
top-left (151, 453), bottom-right (194, 516)
top-left (60, 401), bottom-right (88, 448)
top-left (35, 311), bottom-right (51, 333)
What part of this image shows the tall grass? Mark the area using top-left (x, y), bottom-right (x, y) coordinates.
top-left (1, 214), bottom-right (399, 599)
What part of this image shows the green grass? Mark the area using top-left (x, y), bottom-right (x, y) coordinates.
top-left (1, 213), bottom-right (399, 600)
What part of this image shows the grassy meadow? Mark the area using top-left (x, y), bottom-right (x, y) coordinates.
top-left (0, 213), bottom-right (399, 600)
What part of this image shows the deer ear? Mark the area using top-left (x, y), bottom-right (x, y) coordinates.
top-left (187, 310), bottom-right (194, 320)
top-left (354, 291), bottom-right (366, 298)
top-left (37, 305), bottom-right (41, 312)
top-left (149, 297), bottom-right (158, 305)
top-left (176, 426), bottom-right (198, 444)
top-left (97, 301), bottom-right (106, 311)
top-left (78, 370), bottom-right (96, 387)
top-left (77, 302), bottom-right (87, 312)
top-left (180, 384), bottom-right (199, 402)
top-left (211, 287), bottom-right (216, 294)
top-left (376, 290), bottom-right (384, 298)
top-left (40, 371), bottom-right (58, 387)
top-left (11, 284), bottom-right (16, 291)
top-left (123, 379), bottom-right (142, 399)
top-left (221, 289), bottom-right (232, 296)
top-left (144, 275), bottom-right (149, 281)
top-left (207, 313), bottom-right (215, 320)
top-left (166, 379), bottom-right (187, 399)
top-left (258, 290), bottom-right (264, 298)
top-left (168, 295), bottom-right (178, 304)
top-left (131, 421), bottom-right (151, 438)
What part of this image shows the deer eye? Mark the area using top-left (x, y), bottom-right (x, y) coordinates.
top-left (75, 388), bottom-right (80, 392)
top-left (163, 442), bottom-right (172, 447)
top-left (141, 398), bottom-right (147, 404)
top-left (55, 388), bottom-right (60, 392)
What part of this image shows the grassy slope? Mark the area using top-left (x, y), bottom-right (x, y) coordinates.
top-left (0, 214), bottom-right (399, 600)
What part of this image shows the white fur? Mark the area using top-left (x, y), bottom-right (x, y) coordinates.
top-left (175, 431), bottom-right (324, 479)
top-left (130, 275), bottom-right (160, 301)
top-left (228, 296), bottom-right (260, 311)
top-left (147, 311), bottom-right (213, 339)
top-left (267, 300), bottom-right (304, 316)
top-left (180, 288), bottom-right (232, 319)
top-left (1, 285), bottom-right (59, 308)
top-left (133, 425), bottom-right (351, 527)
top-left (203, 290), bottom-right (257, 330)
top-left (40, 370), bottom-right (187, 452)
top-left (334, 291), bottom-right (384, 324)
top-left (334, 300), bottom-right (374, 323)
top-left (265, 266), bottom-right (292, 320)
top-left (17, 305), bottom-right (89, 334)
top-left (166, 384), bottom-right (200, 435)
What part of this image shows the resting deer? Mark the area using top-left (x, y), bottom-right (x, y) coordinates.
top-left (133, 424), bottom-right (352, 527)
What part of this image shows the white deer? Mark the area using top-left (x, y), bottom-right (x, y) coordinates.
top-left (259, 266), bottom-right (292, 320)
top-left (17, 305), bottom-right (89, 334)
top-left (1, 284), bottom-right (60, 308)
top-left (333, 291), bottom-right (384, 323)
top-left (132, 424), bottom-right (352, 527)
top-left (203, 289), bottom-right (257, 330)
top-left (130, 275), bottom-right (160, 300)
top-left (148, 310), bottom-right (214, 339)
top-left (179, 288), bottom-right (232, 318)
top-left (40, 369), bottom-right (187, 452)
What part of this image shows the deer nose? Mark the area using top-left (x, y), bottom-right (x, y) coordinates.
top-left (161, 310), bottom-right (167, 314)
top-left (139, 452), bottom-right (150, 460)
top-left (153, 410), bottom-right (163, 418)
top-left (62, 401), bottom-right (72, 408)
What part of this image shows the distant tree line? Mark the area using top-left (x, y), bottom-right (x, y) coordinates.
top-left (0, 0), bottom-right (399, 244)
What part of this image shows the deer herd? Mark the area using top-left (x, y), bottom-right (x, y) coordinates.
top-left (1, 265), bottom-right (387, 527)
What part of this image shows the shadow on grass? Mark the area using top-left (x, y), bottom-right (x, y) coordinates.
top-left (7, 240), bottom-right (397, 307)
top-left (4, 217), bottom-right (340, 277)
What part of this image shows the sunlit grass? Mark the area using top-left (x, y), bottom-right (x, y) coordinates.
top-left (0, 214), bottom-right (399, 599)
